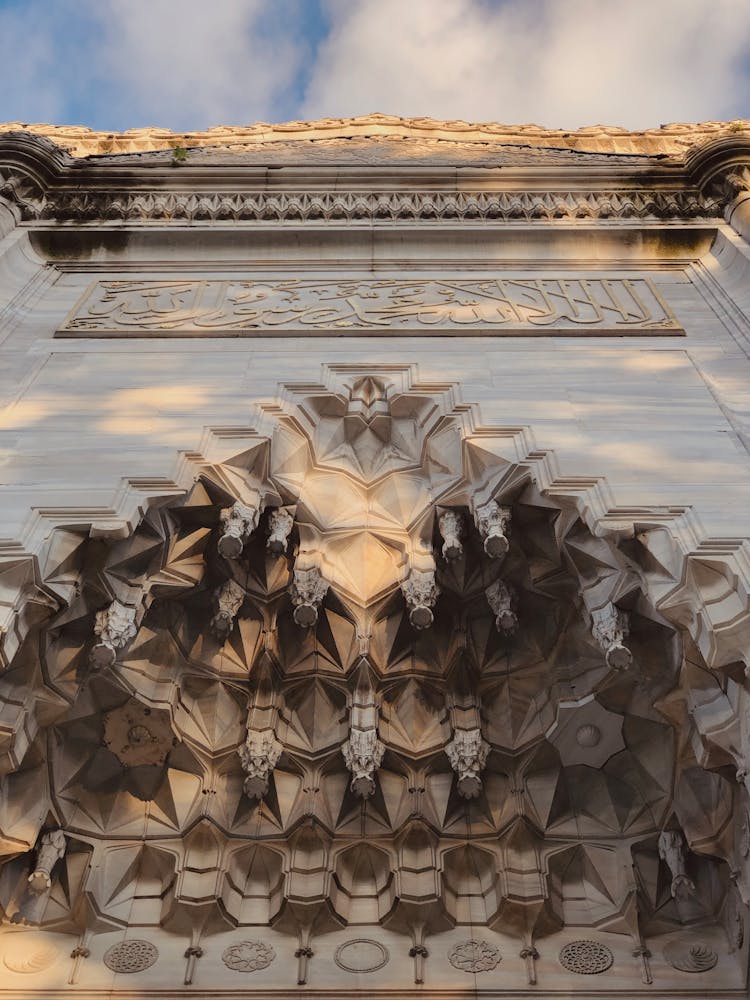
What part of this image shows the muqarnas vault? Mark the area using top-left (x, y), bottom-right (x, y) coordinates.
top-left (0, 115), bottom-right (748, 998)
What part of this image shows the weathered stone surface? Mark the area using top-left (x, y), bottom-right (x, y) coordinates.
top-left (0, 117), bottom-right (747, 997)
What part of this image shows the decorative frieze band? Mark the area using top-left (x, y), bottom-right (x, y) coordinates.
top-left (37, 187), bottom-right (719, 224)
top-left (59, 275), bottom-right (681, 337)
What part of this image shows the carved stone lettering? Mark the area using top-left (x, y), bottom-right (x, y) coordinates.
top-left (60, 277), bottom-right (680, 337)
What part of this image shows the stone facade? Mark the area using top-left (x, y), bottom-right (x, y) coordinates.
top-left (0, 115), bottom-right (749, 997)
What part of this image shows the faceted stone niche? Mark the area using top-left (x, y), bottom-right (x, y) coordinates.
top-left (0, 367), bottom-right (745, 994)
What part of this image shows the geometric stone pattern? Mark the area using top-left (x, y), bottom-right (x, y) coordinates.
top-left (0, 118), bottom-right (749, 997)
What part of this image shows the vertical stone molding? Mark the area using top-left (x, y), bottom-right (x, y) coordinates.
top-left (474, 500), bottom-right (512, 559)
top-left (90, 599), bottom-right (139, 668)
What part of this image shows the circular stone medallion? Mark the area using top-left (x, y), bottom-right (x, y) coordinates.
top-left (103, 939), bottom-right (158, 974)
top-left (663, 940), bottom-right (718, 973)
top-left (222, 941), bottom-right (276, 973)
top-left (2, 935), bottom-right (60, 974)
top-left (448, 940), bottom-right (501, 973)
top-left (559, 940), bottom-right (613, 975)
top-left (334, 939), bottom-right (389, 974)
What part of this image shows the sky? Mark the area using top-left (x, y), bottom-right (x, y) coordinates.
top-left (0, 0), bottom-right (749, 132)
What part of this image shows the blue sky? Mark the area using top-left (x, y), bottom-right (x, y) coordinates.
top-left (1, 0), bottom-right (749, 131)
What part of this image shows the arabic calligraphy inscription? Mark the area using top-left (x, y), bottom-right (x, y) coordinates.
top-left (58, 277), bottom-right (681, 337)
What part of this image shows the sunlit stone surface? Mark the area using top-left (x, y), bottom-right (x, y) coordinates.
top-left (0, 115), bottom-right (748, 996)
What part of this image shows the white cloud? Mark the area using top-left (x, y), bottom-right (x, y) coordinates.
top-left (0, 0), bottom-right (749, 131)
top-left (85, 0), bottom-right (306, 129)
top-left (302, 0), bottom-right (750, 128)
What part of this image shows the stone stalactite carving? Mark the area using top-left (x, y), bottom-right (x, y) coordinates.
top-left (27, 829), bottom-right (66, 894)
top-left (342, 666), bottom-right (384, 798)
top-left (658, 830), bottom-right (696, 898)
top-left (438, 510), bottom-right (463, 561)
top-left (289, 566), bottom-right (329, 627)
top-left (218, 496), bottom-right (264, 559)
top-left (90, 599), bottom-right (138, 668)
top-left (590, 602), bottom-right (632, 669)
top-left (238, 731), bottom-right (283, 799)
top-left (474, 500), bottom-right (512, 559)
top-left (267, 508), bottom-right (294, 555)
top-left (401, 568), bottom-right (440, 630)
top-left (342, 730), bottom-right (385, 800)
top-left (485, 580), bottom-right (518, 634)
top-left (210, 578), bottom-right (245, 639)
top-left (445, 728), bottom-right (490, 799)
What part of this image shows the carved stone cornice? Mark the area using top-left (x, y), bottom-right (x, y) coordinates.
top-left (0, 127), bottom-right (736, 225)
top-left (2, 114), bottom-right (749, 158)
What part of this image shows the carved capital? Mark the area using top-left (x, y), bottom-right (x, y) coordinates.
top-left (219, 497), bottom-right (263, 558)
top-left (445, 728), bottom-right (490, 798)
top-left (289, 566), bottom-right (329, 627)
top-left (267, 508), bottom-right (294, 555)
top-left (28, 829), bottom-right (66, 894)
top-left (438, 510), bottom-right (463, 561)
top-left (90, 599), bottom-right (138, 668)
top-left (591, 602), bottom-right (632, 669)
top-left (238, 731), bottom-right (283, 799)
top-left (658, 829), bottom-right (695, 899)
top-left (401, 568), bottom-right (440, 629)
top-left (486, 580), bottom-right (518, 635)
top-left (474, 500), bottom-right (512, 559)
top-left (342, 729), bottom-right (385, 798)
top-left (211, 578), bottom-right (245, 639)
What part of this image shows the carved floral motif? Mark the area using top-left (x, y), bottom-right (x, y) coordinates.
top-left (448, 940), bottom-right (501, 973)
top-left (90, 600), bottom-right (138, 668)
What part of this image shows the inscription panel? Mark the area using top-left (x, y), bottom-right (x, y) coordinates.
top-left (58, 276), bottom-right (681, 337)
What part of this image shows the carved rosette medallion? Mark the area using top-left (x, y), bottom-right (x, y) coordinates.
top-left (448, 940), bottom-right (501, 973)
top-left (103, 939), bottom-right (158, 973)
top-left (334, 939), bottom-right (389, 974)
top-left (663, 941), bottom-right (718, 973)
top-left (222, 941), bottom-right (276, 972)
top-left (558, 940), bottom-right (613, 975)
top-left (2, 936), bottom-right (61, 974)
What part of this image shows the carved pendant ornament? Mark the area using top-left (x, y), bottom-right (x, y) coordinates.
top-left (0, 368), bottom-right (745, 992)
